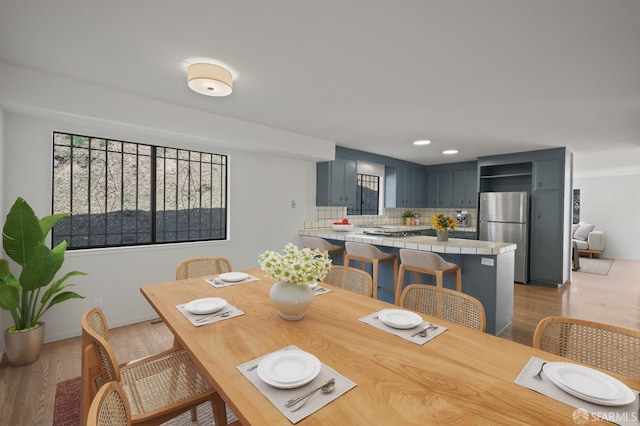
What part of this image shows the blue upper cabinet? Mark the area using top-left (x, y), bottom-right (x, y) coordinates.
top-left (316, 156), bottom-right (357, 206)
top-left (453, 168), bottom-right (478, 208)
top-left (384, 166), bottom-right (426, 208)
top-left (426, 163), bottom-right (478, 209)
top-left (533, 159), bottom-right (562, 191)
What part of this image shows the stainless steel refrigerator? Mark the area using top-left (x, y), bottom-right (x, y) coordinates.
top-left (479, 191), bottom-right (529, 283)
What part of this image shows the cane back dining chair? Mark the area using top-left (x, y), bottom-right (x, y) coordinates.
top-left (87, 381), bottom-right (132, 426)
top-left (176, 257), bottom-right (233, 280)
top-left (323, 265), bottom-right (374, 297)
top-left (399, 284), bottom-right (486, 332)
top-left (81, 307), bottom-right (231, 426)
top-left (533, 316), bottom-right (640, 379)
top-left (396, 249), bottom-right (462, 304)
top-left (164, 257), bottom-right (233, 325)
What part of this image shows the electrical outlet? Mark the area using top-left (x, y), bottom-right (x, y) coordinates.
top-left (291, 200), bottom-right (296, 208)
top-left (95, 297), bottom-right (103, 308)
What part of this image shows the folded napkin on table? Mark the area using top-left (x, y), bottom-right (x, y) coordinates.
top-left (175, 303), bottom-right (244, 326)
top-left (312, 286), bottom-right (331, 296)
top-left (358, 310), bottom-right (447, 345)
top-left (204, 274), bottom-right (260, 287)
top-left (237, 344), bottom-right (356, 424)
top-left (515, 356), bottom-right (639, 425)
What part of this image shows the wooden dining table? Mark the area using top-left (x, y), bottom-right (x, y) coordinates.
top-left (139, 269), bottom-right (640, 425)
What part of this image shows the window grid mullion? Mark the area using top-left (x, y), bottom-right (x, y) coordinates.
top-left (52, 132), bottom-right (227, 249)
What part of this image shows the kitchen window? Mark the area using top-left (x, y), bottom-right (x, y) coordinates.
top-left (52, 132), bottom-right (227, 249)
top-left (347, 174), bottom-right (379, 216)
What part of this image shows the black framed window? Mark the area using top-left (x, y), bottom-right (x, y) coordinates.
top-left (52, 132), bottom-right (227, 249)
top-left (347, 174), bottom-right (379, 216)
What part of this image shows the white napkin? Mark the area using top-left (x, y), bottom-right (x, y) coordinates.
top-left (175, 303), bottom-right (244, 326)
top-left (236, 345), bottom-right (357, 424)
top-left (515, 356), bottom-right (640, 425)
top-left (204, 274), bottom-right (260, 287)
top-left (358, 310), bottom-right (447, 345)
top-left (312, 286), bottom-right (332, 296)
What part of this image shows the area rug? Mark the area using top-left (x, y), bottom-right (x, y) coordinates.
top-left (53, 376), bottom-right (237, 425)
top-left (576, 257), bottom-right (614, 275)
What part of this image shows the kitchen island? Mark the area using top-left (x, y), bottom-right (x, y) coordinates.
top-left (299, 227), bottom-right (516, 335)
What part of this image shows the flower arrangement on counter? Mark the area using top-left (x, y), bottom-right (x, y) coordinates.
top-left (258, 243), bottom-right (332, 285)
top-left (430, 213), bottom-right (458, 232)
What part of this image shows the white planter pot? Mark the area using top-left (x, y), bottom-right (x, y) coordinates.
top-left (4, 322), bottom-right (45, 367)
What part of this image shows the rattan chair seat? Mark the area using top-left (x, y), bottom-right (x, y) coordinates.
top-left (81, 307), bottom-right (229, 426)
top-left (119, 348), bottom-right (214, 417)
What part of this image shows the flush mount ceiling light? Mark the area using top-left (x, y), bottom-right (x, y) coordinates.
top-left (413, 140), bottom-right (431, 146)
top-left (187, 63), bottom-right (233, 97)
top-left (443, 149), bottom-right (459, 155)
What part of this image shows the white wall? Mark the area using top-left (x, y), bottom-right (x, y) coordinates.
top-left (573, 173), bottom-right (640, 260)
top-left (1, 112), bottom-right (319, 343)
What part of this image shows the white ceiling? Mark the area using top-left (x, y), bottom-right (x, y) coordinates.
top-left (1, 0), bottom-right (639, 170)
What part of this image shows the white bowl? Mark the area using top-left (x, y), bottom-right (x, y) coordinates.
top-left (331, 223), bottom-right (354, 231)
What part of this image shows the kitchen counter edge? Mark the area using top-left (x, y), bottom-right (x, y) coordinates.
top-left (299, 228), bottom-right (516, 256)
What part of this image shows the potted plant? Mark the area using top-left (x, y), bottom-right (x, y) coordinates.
top-left (258, 243), bottom-right (331, 321)
top-left (0, 197), bottom-right (85, 366)
top-left (430, 213), bottom-right (458, 242)
top-left (402, 210), bottom-right (415, 226)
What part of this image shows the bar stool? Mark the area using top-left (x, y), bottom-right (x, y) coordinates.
top-left (302, 236), bottom-right (346, 265)
top-left (395, 249), bottom-right (462, 305)
top-left (344, 241), bottom-right (398, 299)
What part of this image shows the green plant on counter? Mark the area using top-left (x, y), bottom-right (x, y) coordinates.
top-left (402, 210), bottom-right (415, 218)
top-left (0, 197), bottom-right (86, 332)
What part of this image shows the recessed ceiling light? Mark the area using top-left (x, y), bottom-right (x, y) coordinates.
top-left (413, 140), bottom-right (431, 146)
top-left (443, 149), bottom-right (458, 155)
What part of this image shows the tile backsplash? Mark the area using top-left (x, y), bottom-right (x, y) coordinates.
top-left (302, 207), bottom-right (477, 230)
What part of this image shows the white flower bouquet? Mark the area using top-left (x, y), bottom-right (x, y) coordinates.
top-left (258, 243), bottom-right (332, 285)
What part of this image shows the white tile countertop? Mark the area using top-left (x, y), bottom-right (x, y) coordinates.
top-left (299, 228), bottom-right (516, 255)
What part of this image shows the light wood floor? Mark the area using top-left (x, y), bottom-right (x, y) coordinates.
top-left (1, 257), bottom-right (638, 425)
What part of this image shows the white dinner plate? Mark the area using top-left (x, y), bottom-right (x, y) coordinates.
top-left (257, 351), bottom-right (321, 389)
top-left (184, 297), bottom-right (227, 315)
top-left (218, 272), bottom-right (249, 282)
top-left (378, 309), bottom-right (423, 329)
top-left (545, 362), bottom-right (636, 406)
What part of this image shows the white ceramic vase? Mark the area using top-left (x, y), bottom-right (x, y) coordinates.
top-left (269, 281), bottom-right (314, 321)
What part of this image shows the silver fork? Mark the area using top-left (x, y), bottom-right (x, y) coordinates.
top-left (195, 310), bottom-right (231, 323)
top-left (534, 362), bottom-right (547, 381)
